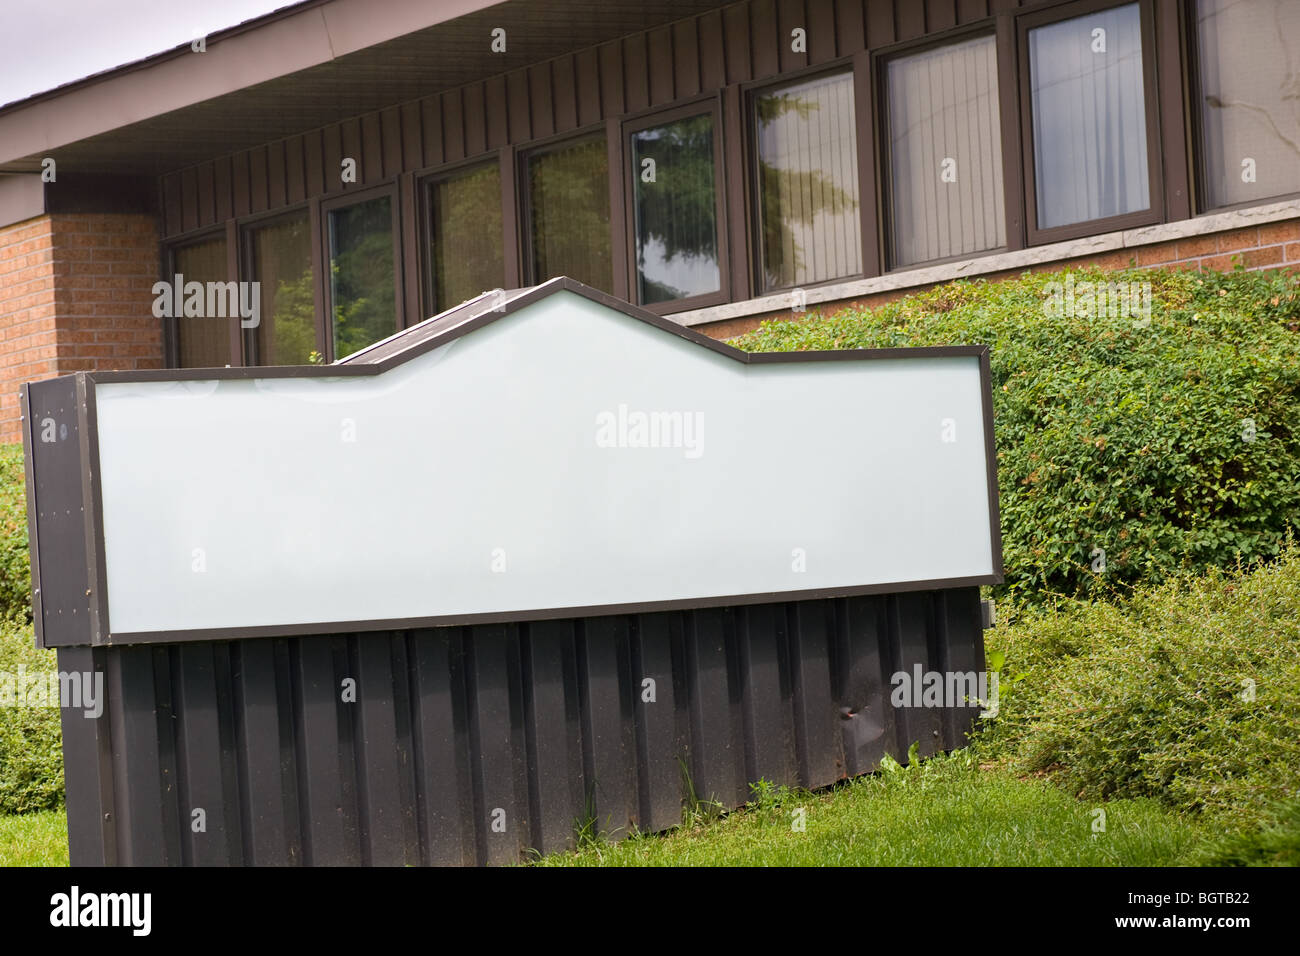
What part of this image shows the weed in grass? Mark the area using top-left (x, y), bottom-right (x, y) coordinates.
top-left (679, 756), bottom-right (725, 829)
top-left (573, 783), bottom-right (607, 851)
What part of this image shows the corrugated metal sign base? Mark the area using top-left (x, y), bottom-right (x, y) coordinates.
top-left (58, 588), bottom-right (985, 866)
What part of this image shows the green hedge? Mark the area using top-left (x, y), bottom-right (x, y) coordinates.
top-left (977, 542), bottom-right (1300, 830)
top-left (0, 444), bottom-right (64, 814)
top-left (0, 444), bottom-right (30, 623)
top-left (732, 266), bottom-right (1300, 604)
top-left (0, 620), bottom-right (63, 814)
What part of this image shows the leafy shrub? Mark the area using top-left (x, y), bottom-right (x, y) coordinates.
top-left (1194, 797), bottom-right (1300, 866)
top-left (0, 620), bottom-right (64, 814)
top-left (976, 542), bottom-right (1300, 827)
top-left (732, 266), bottom-right (1300, 604)
top-left (0, 444), bottom-right (30, 623)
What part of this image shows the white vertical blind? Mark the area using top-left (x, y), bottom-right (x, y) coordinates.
top-left (887, 34), bottom-right (1004, 267)
top-left (754, 72), bottom-right (862, 290)
top-left (1029, 3), bottom-right (1149, 229)
top-left (528, 135), bottom-right (613, 293)
top-left (174, 237), bottom-right (231, 369)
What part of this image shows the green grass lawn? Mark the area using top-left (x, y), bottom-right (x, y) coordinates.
top-left (0, 754), bottom-right (1212, 868)
top-left (535, 754), bottom-right (1212, 867)
top-left (0, 809), bottom-right (67, 866)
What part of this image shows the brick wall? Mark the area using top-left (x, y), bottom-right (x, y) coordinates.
top-left (0, 213), bottom-right (162, 444)
top-left (0, 217), bottom-right (58, 444)
top-left (696, 217), bottom-right (1300, 340)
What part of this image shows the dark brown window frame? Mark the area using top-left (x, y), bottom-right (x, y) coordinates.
top-left (743, 57), bottom-right (874, 294)
top-left (415, 153), bottom-right (508, 317)
top-left (319, 181), bottom-right (404, 363)
top-left (621, 94), bottom-right (730, 315)
top-left (237, 203), bottom-right (315, 366)
top-left (873, 22), bottom-right (1011, 272)
top-left (515, 123), bottom-right (612, 292)
top-left (162, 228), bottom-right (237, 369)
top-left (1017, 0), bottom-right (1166, 245)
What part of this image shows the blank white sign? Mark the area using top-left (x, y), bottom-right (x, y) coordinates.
top-left (93, 289), bottom-right (997, 636)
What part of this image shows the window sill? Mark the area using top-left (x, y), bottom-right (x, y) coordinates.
top-left (668, 197), bottom-right (1300, 329)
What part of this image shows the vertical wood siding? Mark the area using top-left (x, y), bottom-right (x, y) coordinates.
top-left (159, 0), bottom-right (1015, 240)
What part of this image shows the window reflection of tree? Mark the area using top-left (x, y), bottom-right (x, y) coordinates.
top-left (755, 90), bottom-right (859, 291)
top-left (530, 137), bottom-right (612, 293)
top-left (330, 200), bottom-right (396, 359)
top-left (634, 114), bottom-right (719, 302)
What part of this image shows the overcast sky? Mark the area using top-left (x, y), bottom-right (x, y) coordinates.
top-left (0, 0), bottom-right (294, 107)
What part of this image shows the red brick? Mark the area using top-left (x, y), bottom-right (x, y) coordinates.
top-left (1176, 235), bottom-right (1218, 259)
top-left (1135, 243), bottom-right (1179, 265)
top-left (1216, 227), bottom-right (1260, 252)
top-left (94, 329), bottom-right (142, 344)
top-left (1243, 245), bottom-right (1285, 269)
top-left (1201, 253), bottom-right (1243, 272)
top-left (91, 247), bottom-right (133, 263)
top-left (118, 344), bottom-right (160, 359)
top-left (1259, 220), bottom-right (1300, 245)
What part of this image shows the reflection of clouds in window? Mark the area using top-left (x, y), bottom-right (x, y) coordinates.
top-left (632, 113), bottom-right (720, 304)
top-left (636, 234), bottom-right (718, 304)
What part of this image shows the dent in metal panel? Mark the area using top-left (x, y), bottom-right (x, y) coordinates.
top-left (892, 592), bottom-right (946, 762)
top-left (835, 596), bottom-right (897, 776)
top-left (788, 601), bottom-right (842, 787)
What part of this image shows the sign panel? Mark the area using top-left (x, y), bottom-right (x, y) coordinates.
top-left (75, 284), bottom-right (999, 640)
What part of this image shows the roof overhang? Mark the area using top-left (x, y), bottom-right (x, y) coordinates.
top-left (0, 0), bottom-right (731, 177)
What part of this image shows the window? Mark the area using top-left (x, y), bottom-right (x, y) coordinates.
top-left (171, 236), bottom-right (230, 369)
top-left (246, 212), bottom-right (314, 366)
top-left (427, 162), bottom-right (504, 313)
top-left (753, 72), bottom-right (861, 290)
top-left (1195, 0), bottom-right (1300, 209)
top-left (886, 36), bottom-right (1004, 267)
top-left (629, 108), bottom-right (723, 306)
top-left (1025, 2), bottom-right (1153, 234)
top-left (525, 133), bottom-right (612, 293)
top-left (326, 193), bottom-right (398, 360)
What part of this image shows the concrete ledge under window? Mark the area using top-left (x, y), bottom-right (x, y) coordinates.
top-left (671, 198), bottom-right (1300, 330)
